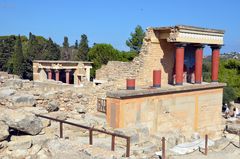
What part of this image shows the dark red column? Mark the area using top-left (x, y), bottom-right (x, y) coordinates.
top-left (47, 69), bottom-right (52, 80)
top-left (153, 70), bottom-right (161, 87)
top-left (65, 69), bottom-right (71, 84)
top-left (195, 46), bottom-right (204, 84)
top-left (55, 70), bottom-right (60, 81)
top-left (126, 79), bottom-right (135, 90)
top-left (175, 44), bottom-right (185, 85)
top-left (211, 45), bottom-right (221, 82)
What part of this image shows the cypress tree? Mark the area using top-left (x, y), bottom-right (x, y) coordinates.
top-left (61, 36), bottom-right (70, 60)
top-left (74, 40), bottom-right (78, 49)
top-left (22, 32), bottom-right (36, 79)
top-left (63, 36), bottom-right (69, 48)
top-left (75, 34), bottom-right (89, 61)
top-left (12, 35), bottom-right (24, 77)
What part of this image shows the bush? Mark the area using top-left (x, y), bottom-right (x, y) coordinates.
top-left (223, 86), bottom-right (236, 104)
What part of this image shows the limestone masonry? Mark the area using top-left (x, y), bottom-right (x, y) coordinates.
top-left (97, 25), bottom-right (226, 140)
top-left (33, 60), bottom-right (92, 85)
top-left (0, 25), bottom-right (233, 158)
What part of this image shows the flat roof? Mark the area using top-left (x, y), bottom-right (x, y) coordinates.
top-left (33, 60), bottom-right (93, 64)
top-left (107, 83), bottom-right (226, 99)
top-left (152, 25), bottom-right (225, 34)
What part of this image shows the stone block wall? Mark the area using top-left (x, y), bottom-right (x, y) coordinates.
top-left (96, 28), bottom-right (175, 88)
top-left (106, 88), bottom-right (223, 139)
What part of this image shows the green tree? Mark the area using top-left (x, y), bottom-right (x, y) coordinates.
top-left (0, 35), bottom-right (16, 71)
top-left (61, 36), bottom-right (70, 60)
top-left (202, 61), bottom-right (211, 82)
top-left (120, 51), bottom-right (137, 61)
top-left (63, 36), bottom-right (69, 48)
top-left (75, 34), bottom-right (89, 61)
top-left (43, 38), bottom-right (61, 60)
top-left (88, 44), bottom-right (120, 77)
top-left (218, 59), bottom-right (240, 102)
top-left (126, 25), bottom-right (145, 53)
top-left (223, 86), bottom-right (236, 104)
top-left (74, 40), bottom-right (78, 49)
top-left (12, 35), bottom-right (24, 77)
top-left (22, 33), bottom-right (38, 79)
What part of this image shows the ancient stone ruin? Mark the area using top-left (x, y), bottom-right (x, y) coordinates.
top-left (33, 60), bottom-right (92, 85)
top-left (96, 25), bottom-right (226, 139)
top-left (0, 25), bottom-right (240, 159)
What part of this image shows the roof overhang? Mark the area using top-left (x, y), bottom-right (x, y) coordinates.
top-left (151, 25), bottom-right (225, 45)
top-left (33, 60), bottom-right (93, 64)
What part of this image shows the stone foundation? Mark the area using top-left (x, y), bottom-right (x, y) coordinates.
top-left (106, 83), bottom-right (225, 139)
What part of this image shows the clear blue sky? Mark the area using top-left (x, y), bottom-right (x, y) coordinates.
top-left (1, 0), bottom-right (240, 54)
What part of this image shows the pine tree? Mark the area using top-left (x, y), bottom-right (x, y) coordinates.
top-left (126, 25), bottom-right (145, 53)
top-left (74, 40), bottom-right (78, 49)
top-left (75, 34), bottom-right (89, 61)
top-left (12, 35), bottom-right (24, 77)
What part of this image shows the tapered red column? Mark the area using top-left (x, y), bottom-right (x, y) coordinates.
top-left (55, 70), bottom-right (60, 81)
top-left (65, 69), bottom-right (71, 84)
top-left (195, 46), bottom-right (204, 83)
top-left (175, 44), bottom-right (186, 85)
top-left (46, 69), bottom-right (52, 80)
top-left (126, 79), bottom-right (135, 90)
top-left (153, 70), bottom-right (161, 87)
top-left (211, 45), bottom-right (221, 82)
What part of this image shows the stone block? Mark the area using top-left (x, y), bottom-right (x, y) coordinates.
top-left (0, 121), bottom-right (9, 141)
top-left (11, 94), bottom-right (36, 107)
top-left (0, 88), bottom-right (16, 98)
top-left (4, 79), bottom-right (23, 89)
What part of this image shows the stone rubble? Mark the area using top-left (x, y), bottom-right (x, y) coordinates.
top-left (0, 72), bottom-right (239, 158)
top-left (0, 108), bottom-right (43, 135)
top-left (0, 121), bottom-right (9, 142)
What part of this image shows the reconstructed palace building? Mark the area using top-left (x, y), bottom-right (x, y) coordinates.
top-left (33, 60), bottom-right (92, 85)
top-left (96, 25), bottom-right (226, 139)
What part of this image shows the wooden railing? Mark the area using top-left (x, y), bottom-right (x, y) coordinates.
top-left (35, 114), bottom-right (130, 157)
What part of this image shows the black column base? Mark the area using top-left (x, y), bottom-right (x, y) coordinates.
top-left (153, 84), bottom-right (161, 88)
top-left (175, 82), bottom-right (183, 86)
top-left (195, 81), bottom-right (202, 84)
top-left (127, 86), bottom-right (135, 90)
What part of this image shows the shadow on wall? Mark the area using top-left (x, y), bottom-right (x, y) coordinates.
top-left (159, 39), bottom-right (175, 84)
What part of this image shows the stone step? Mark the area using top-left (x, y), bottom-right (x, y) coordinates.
top-left (114, 124), bottom-right (150, 144)
top-left (131, 141), bottom-right (158, 156)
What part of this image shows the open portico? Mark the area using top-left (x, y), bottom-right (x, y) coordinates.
top-left (102, 25), bottom-right (226, 139)
top-left (153, 25), bottom-right (224, 85)
top-left (33, 60), bottom-right (92, 85)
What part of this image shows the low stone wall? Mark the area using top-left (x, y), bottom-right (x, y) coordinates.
top-left (95, 28), bottom-right (175, 88)
top-left (95, 60), bottom-right (142, 88)
top-left (106, 84), bottom-right (225, 139)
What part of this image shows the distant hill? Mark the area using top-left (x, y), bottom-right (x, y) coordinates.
top-left (204, 52), bottom-right (240, 61)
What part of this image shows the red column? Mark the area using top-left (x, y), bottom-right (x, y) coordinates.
top-left (211, 45), bottom-right (221, 82)
top-left (175, 44), bottom-right (185, 85)
top-left (126, 79), bottom-right (135, 90)
top-left (153, 70), bottom-right (161, 87)
top-left (195, 46), bottom-right (204, 84)
top-left (47, 69), bottom-right (52, 80)
top-left (55, 70), bottom-right (60, 81)
top-left (65, 69), bottom-right (71, 84)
